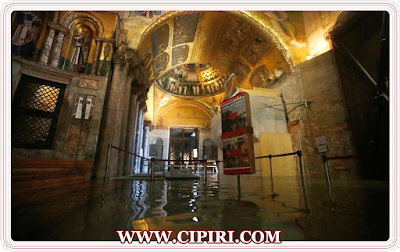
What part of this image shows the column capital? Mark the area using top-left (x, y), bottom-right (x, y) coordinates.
top-left (144, 120), bottom-right (152, 127)
top-left (112, 54), bottom-right (127, 69)
top-left (47, 21), bottom-right (69, 36)
top-left (95, 36), bottom-right (115, 43)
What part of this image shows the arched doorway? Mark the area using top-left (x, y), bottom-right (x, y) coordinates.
top-left (203, 139), bottom-right (217, 160)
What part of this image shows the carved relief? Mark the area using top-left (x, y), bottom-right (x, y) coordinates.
top-left (79, 77), bottom-right (99, 89)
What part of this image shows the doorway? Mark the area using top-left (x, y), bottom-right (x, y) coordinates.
top-left (169, 128), bottom-right (198, 163)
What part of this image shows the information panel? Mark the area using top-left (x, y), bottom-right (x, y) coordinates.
top-left (221, 92), bottom-right (255, 174)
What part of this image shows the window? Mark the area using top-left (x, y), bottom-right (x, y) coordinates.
top-left (12, 75), bottom-right (66, 149)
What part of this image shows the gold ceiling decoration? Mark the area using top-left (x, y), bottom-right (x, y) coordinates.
top-left (156, 63), bottom-right (227, 98)
top-left (138, 11), bottom-right (294, 99)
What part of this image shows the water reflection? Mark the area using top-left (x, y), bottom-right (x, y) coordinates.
top-left (11, 172), bottom-right (389, 241)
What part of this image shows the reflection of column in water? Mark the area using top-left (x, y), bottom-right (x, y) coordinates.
top-left (130, 180), bottom-right (150, 220)
top-left (152, 180), bottom-right (168, 217)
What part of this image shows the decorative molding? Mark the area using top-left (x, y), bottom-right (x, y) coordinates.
top-left (47, 21), bottom-right (70, 35)
top-left (15, 56), bottom-right (75, 84)
top-left (95, 36), bottom-right (115, 43)
top-left (14, 56), bottom-right (105, 85)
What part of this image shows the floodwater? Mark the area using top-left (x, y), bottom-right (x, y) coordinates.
top-left (11, 172), bottom-right (389, 241)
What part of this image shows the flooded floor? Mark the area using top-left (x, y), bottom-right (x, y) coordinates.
top-left (11, 173), bottom-right (389, 241)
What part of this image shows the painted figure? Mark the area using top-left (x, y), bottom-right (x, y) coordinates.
top-left (264, 11), bottom-right (307, 48)
top-left (70, 27), bottom-right (91, 72)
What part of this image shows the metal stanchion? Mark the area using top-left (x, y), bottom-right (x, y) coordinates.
top-left (237, 174), bottom-right (241, 200)
top-left (322, 154), bottom-right (335, 210)
top-left (151, 157), bottom-right (155, 181)
top-left (105, 144), bottom-right (112, 182)
top-left (203, 160), bottom-right (207, 180)
top-left (269, 155), bottom-right (278, 197)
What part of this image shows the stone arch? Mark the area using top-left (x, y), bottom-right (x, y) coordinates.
top-left (154, 100), bottom-right (213, 126)
top-left (62, 12), bottom-right (105, 37)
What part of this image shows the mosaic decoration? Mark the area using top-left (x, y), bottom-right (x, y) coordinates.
top-left (242, 35), bottom-right (273, 66)
top-left (172, 44), bottom-right (189, 66)
top-left (155, 64), bottom-right (226, 97)
top-left (129, 11), bottom-right (162, 18)
top-left (231, 60), bottom-right (251, 83)
top-left (151, 23), bottom-right (169, 58)
top-left (211, 17), bottom-right (253, 69)
top-left (249, 65), bottom-right (273, 88)
top-left (153, 52), bottom-right (169, 76)
top-left (172, 12), bottom-right (200, 46)
top-left (11, 11), bottom-right (43, 59)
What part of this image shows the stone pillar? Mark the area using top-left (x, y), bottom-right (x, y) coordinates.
top-left (116, 73), bottom-right (133, 177)
top-left (108, 56), bottom-right (128, 178)
top-left (96, 55), bottom-right (127, 178)
top-left (91, 39), bottom-right (103, 74)
top-left (141, 120), bottom-right (151, 173)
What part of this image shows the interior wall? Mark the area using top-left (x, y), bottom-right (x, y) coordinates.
top-left (11, 59), bottom-right (108, 169)
top-left (148, 128), bottom-right (170, 161)
top-left (272, 50), bottom-right (359, 180)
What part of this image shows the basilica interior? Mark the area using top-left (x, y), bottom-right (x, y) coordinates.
top-left (10, 10), bottom-right (390, 243)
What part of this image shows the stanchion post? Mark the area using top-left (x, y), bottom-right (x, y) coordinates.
top-left (105, 144), bottom-right (112, 181)
top-left (269, 154), bottom-right (278, 197)
top-left (237, 174), bottom-right (241, 199)
top-left (322, 154), bottom-right (335, 206)
top-left (151, 157), bottom-right (155, 181)
top-left (203, 160), bottom-right (207, 180)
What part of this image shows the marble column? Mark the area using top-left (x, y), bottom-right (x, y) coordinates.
top-left (123, 84), bottom-right (143, 175)
top-left (50, 25), bottom-right (69, 67)
top-left (39, 21), bottom-right (69, 66)
top-left (141, 120), bottom-right (151, 173)
top-left (96, 55), bottom-right (127, 178)
top-left (39, 26), bottom-right (55, 64)
top-left (134, 107), bottom-right (145, 173)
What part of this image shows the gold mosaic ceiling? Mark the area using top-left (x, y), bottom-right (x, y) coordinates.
top-left (138, 11), bottom-right (296, 98)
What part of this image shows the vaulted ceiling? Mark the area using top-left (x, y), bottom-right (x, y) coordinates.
top-left (119, 11), bottom-right (339, 125)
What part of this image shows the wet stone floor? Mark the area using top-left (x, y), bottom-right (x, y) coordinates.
top-left (11, 173), bottom-right (389, 241)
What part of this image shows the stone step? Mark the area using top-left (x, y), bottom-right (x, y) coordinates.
top-left (12, 174), bottom-right (85, 189)
top-left (12, 167), bottom-right (68, 174)
top-left (12, 158), bottom-right (93, 173)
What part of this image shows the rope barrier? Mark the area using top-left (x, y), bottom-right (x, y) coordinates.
top-left (325, 153), bottom-right (388, 160)
top-left (110, 145), bottom-right (223, 163)
top-left (111, 145), bottom-right (303, 164)
top-left (255, 151), bottom-right (301, 160)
